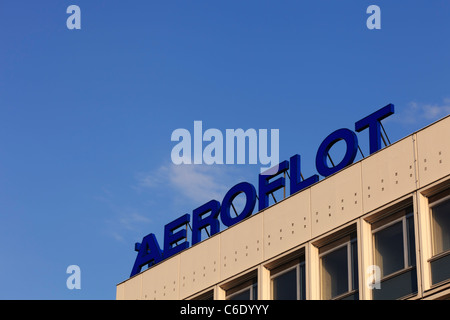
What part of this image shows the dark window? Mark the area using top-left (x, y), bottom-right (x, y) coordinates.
top-left (271, 257), bottom-right (306, 300)
top-left (320, 232), bottom-right (358, 300)
top-left (371, 208), bottom-right (418, 300)
top-left (430, 193), bottom-right (450, 285)
top-left (226, 279), bottom-right (257, 300)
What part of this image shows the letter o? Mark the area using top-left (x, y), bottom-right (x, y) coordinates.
top-left (220, 182), bottom-right (256, 227)
top-left (315, 128), bottom-right (358, 177)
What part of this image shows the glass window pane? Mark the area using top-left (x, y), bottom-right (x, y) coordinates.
top-left (351, 241), bottom-right (358, 291)
top-left (272, 268), bottom-right (297, 300)
top-left (431, 253), bottom-right (450, 285)
top-left (299, 263), bottom-right (306, 300)
top-left (227, 289), bottom-right (250, 300)
top-left (321, 245), bottom-right (348, 299)
top-left (406, 216), bottom-right (416, 267)
top-left (226, 279), bottom-right (257, 300)
top-left (374, 221), bottom-right (404, 277)
top-left (432, 199), bottom-right (450, 255)
top-left (372, 268), bottom-right (418, 300)
top-left (252, 284), bottom-right (257, 300)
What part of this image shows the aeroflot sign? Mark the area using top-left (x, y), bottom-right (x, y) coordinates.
top-left (130, 104), bottom-right (395, 277)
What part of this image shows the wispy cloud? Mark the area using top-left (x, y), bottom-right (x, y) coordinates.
top-left (106, 212), bottom-right (151, 242)
top-left (96, 189), bottom-right (153, 243)
top-left (104, 211), bottom-right (152, 243)
top-left (100, 163), bottom-right (251, 243)
top-left (135, 164), bottom-right (246, 206)
top-left (394, 98), bottom-right (450, 125)
top-left (117, 212), bottom-right (151, 231)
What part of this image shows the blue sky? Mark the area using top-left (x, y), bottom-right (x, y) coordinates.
top-left (0, 1), bottom-right (449, 299)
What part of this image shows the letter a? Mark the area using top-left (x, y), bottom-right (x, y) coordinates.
top-left (130, 233), bottom-right (163, 277)
top-left (66, 265), bottom-right (81, 289)
top-left (366, 5), bottom-right (381, 30)
top-left (171, 128), bottom-right (192, 164)
top-left (67, 5), bottom-right (81, 30)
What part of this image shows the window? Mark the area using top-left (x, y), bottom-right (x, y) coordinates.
top-left (270, 257), bottom-right (306, 300)
top-left (319, 232), bottom-right (358, 300)
top-left (371, 207), bottom-right (417, 299)
top-left (192, 290), bottom-right (214, 300)
top-left (429, 190), bottom-right (450, 286)
top-left (226, 278), bottom-right (257, 300)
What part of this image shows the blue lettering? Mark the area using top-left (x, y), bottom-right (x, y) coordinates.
top-left (290, 154), bottom-right (319, 195)
top-left (221, 182), bottom-right (257, 227)
top-left (315, 128), bottom-right (358, 177)
top-left (355, 104), bottom-right (394, 154)
top-left (192, 200), bottom-right (221, 245)
top-left (130, 104), bottom-right (396, 277)
top-left (130, 233), bottom-right (163, 277)
top-left (163, 214), bottom-right (190, 260)
top-left (258, 161), bottom-right (289, 211)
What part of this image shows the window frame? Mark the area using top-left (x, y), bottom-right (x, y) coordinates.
top-left (371, 212), bottom-right (414, 280)
top-left (226, 283), bottom-right (257, 300)
top-left (429, 194), bottom-right (450, 257)
top-left (191, 290), bottom-right (214, 300)
top-left (318, 234), bottom-right (358, 300)
top-left (270, 260), bottom-right (305, 300)
top-left (428, 193), bottom-right (450, 287)
top-left (366, 204), bottom-right (420, 300)
top-left (221, 269), bottom-right (258, 300)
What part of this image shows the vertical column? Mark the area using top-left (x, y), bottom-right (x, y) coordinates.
top-left (358, 219), bottom-right (372, 300)
top-left (412, 192), bottom-right (424, 298)
top-left (214, 284), bottom-right (226, 300)
top-left (306, 242), bottom-right (320, 300)
top-left (416, 191), bottom-right (433, 293)
top-left (258, 265), bottom-right (271, 300)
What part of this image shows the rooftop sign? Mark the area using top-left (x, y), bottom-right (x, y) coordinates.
top-left (130, 104), bottom-right (395, 278)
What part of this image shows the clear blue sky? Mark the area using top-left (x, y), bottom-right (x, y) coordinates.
top-left (0, 1), bottom-right (449, 299)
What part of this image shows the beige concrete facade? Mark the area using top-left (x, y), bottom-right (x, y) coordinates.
top-left (117, 115), bottom-right (450, 300)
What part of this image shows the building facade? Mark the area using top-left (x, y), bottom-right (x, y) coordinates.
top-left (117, 115), bottom-right (450, 300)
